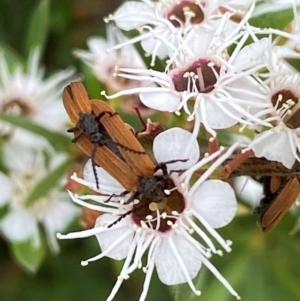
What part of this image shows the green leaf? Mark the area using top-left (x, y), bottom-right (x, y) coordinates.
top-left (0, 114), bottom-right (70, 152)
top-left (25, 158), bottom-right (72, 207)
top-left (11, 239), bottom-right (46, 273)
top-left (24, 0), bottom-right (50, 57)
top-left (289, 216), bottom-right (300, 235)
top-left (197, 251), bottom-right (253, 301)
top-left (0, 135), bottom-right (9, 174)
top-left (0, 204), bottom-right (9, 219)
top-left (285, 58), bottom-right (300, 73)
top-left (250, 8), bottom-right (293, 31)
top-left (0, 41), bottom-right (24, 71)
top-left (173, 282), bottom-right (195, 301)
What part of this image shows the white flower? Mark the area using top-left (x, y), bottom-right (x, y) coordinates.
top-left (74, 25), bottom-right (147, 92)
top-left (0, 48), bottom-right (76, 148)
top-left (244, 46), bottom-right (300, 168)
top-left (0, 146), bottom-right (79, 253)
top-left (58, 128), bottom-right (240, 301)
top-left (106, 0), bottom-right (254, 65)
top-left (102, 22), bottom-right (271, 138)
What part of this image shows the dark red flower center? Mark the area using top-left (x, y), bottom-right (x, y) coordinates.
top-left (271, 89), bottom-right (300, 129)
top-left (172, 58), bottom-right (220, 94)
top-left (166, 1), bottom-right (205, 27)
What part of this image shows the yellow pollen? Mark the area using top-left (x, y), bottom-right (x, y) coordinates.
top-left (149, 202), bottom-right (158, 211)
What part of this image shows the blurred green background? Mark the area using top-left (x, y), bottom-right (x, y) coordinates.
top-left (1, 1), bottom-right (300, 301)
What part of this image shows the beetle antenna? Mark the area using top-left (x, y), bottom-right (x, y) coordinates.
top-left (91, 145), bottom-right (100, 189)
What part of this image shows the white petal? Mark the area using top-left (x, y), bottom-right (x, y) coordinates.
top-left (229, 76), bottom-right (266, 110)
top-left (153, 128), bottom-right (200, 170)
top-left (87, 37), bottom-right (108, 56)
top-left (0, 173), bottom-right (12, 206)
top-left (83, 159), bottom-right (125, 194)
top-left (140, 91), bottom-right (181, 112)
top-left (1, 210), bottom-right (39, 244)
top-left (42, 199), bottom-right (80, 253)
top-left (185, 29), bottom-right (216, 56)
top-left (191, 180), bottom-right (237, 228)
top-left (95, 214), bottom-right (134, 260)
top-left (233, 38), bottom-right (269, 70)
top-left (251, 130), bottom-right (295, 169)
top-left (35, 101), bottom-right (68, 131)
top-left (141, 35), bottom-right (169, 58)
top-left (233, 176), bottom-right (263, 208)
top-left (114, 1), bottom-right (152, 31)
top-left (155, 234), bottom-right (202, 285)
top-left (199, 99), bottom-right (239, 129)
top-left (4, 143), bottom-right (37, 171)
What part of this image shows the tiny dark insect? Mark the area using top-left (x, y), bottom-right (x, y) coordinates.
top-left (254, 176), bottom-right (300, 232)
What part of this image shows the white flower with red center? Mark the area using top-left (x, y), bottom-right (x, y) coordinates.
top-left (102, 24), bottom-right (271, 138)
top-left (0, 49), bottom-right (75, 147)
top-left (58, 127), bottom-right (240, 301)
top-left (0, 146), bottom-right (79, 253)
top-left (230, 35), bottom-right (300, 168)
top-left (74, 25), bottom-right (147, 92)
top-left (106, 0), bottom-right (254, 66)
top-left (246, 71), bottom-right (300, 169)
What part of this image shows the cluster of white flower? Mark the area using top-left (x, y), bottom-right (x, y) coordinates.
top-left (58, 1), bottom-right (300, 301)
top-left (0, 49), bottom-right (79, 255)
